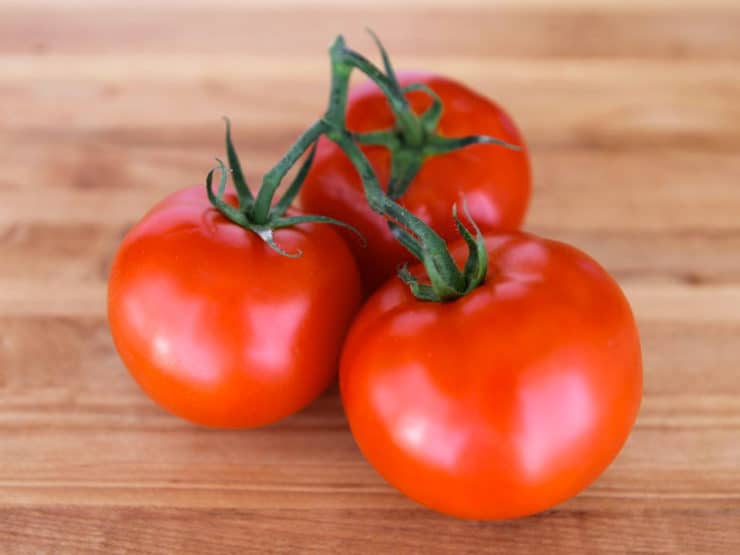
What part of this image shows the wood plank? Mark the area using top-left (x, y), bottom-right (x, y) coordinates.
top-left (1, 505), bottom-right (737, 555)
top-left (1, 405), bottom-right (738, 494)
top-left (2, 58), bottom-right (739, 151)
top-left (1, 5), bottom-right (740, 60)
top-left (1, 277), bottom-right (739, 319)
top-left (7, 0), bottom-right (740, 8)
top-left (2, 145), bottom-right (740, 231)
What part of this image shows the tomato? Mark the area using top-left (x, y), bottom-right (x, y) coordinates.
top-left (300, 72), bottom-right (531, 293)
top-left (340, 232), bottom-right (642, 519)
top-left (108, 186), bottom-right (362, 428)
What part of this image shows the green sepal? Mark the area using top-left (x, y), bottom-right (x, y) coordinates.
top-left (271, 214), bottom-right (366, 246)
top-left (402, 83), bottom-right (443, 134)
top-left (223, 117), bottom-right (254, 211)
top-left (453, 202), bottom-right (489, 293)
top-left (424, 134), bottom-right (521, 157)
top-left (367, 28), bottom-right (401, 92)
top-left (205, 159), bottom-right (250, 228)
top-left (398, 265), bottom-right (440, 302)
top-left (270, 142), bottom-right (318, 218)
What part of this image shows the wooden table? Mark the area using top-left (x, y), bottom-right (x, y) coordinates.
top-left (2, 1), bottom-right (739, 553)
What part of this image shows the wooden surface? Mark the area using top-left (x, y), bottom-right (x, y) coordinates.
top-left (1, 0), bottom-right (739, 553)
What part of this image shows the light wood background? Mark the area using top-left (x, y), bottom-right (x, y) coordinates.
top-left (1, 0), bottom-right (739, 553)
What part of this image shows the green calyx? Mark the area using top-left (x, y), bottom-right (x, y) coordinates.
top-left (394, 203), bottom-right (489, 302)
top-left (206, 117), bottom-right (362, 257)
top-left (339, 30), bottom-right (520, 199)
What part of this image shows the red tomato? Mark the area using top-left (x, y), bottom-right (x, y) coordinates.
top-left (301, 72), bottom-right (531, 293)
top-left (108, 186), bottom-right (362, 428)
top-left (340, 232), bottom-right (642, 519)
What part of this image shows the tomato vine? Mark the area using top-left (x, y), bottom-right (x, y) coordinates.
top-left (208, 32), bottom-right (519, 301)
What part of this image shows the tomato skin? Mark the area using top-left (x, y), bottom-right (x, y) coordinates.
top-left (300, 72), bottom-right (531, 293)
top-left (340, 233), bottom-right (642, 519)
top-left (108, 186), bottom-right (362, 428)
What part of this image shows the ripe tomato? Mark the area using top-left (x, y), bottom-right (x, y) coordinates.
top-left (301, 72), bottom-right (531, 293)
top-left (340, 232), bottom-right (642, 519)
top-left (108, 186), bottom-right (362, 428)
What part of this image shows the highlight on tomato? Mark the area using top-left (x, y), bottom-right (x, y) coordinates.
top-left (330, 100), bottom-right (643, 519)
top-left (301, 33), bottom-right (531, 293)
top-left (107, 113), bottom-right (364, 428)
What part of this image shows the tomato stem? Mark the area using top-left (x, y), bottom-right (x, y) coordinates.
top-left (321, 37), bottom-right (490, 302)
top-left (206, 117), bottom-right (362, 253)
top-left (343, 31), bottom-right (520, 199)
top-left (204, 31), bottom-right (498, 299)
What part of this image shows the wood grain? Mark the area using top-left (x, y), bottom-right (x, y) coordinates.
top-left (1, 1), bottom-right (739, 553)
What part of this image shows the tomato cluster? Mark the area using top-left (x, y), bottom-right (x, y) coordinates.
top-left (108, 34), bottom-right (642, 520)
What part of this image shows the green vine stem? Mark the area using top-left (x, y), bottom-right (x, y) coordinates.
top-left (207, 32), bottom-right (505, 301)
top-left (322, 36), bottom-right (491, 302)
